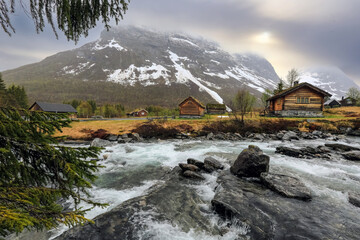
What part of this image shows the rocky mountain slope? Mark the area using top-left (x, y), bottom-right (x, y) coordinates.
top-left (2, 25), bottom-right (280, 108)
top-left (300, 67), bottom-right (359, 99)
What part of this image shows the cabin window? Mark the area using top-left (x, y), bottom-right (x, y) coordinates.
top-left (310, 98), bottom-right (321, 104)
top-left (297, 97), bottom-right (310, 104)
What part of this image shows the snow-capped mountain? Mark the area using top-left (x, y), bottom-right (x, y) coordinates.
top-left (300, 67), bottom-right (359, 99)
top-left (3, 25), bottom-right (280, 107)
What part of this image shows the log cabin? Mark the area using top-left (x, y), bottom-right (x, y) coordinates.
top-left (29, 101), bottom-right (77, 118)
top-left (128, 109), bottom-right (148, 117)
top-left (267, 82), bottom-right (331, 117)
top-left (179, 96), bottom-right (205, 117)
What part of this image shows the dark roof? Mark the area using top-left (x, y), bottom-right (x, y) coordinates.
top-left (324, 99), bottom-right (341, 105)
top-left (179, 96), bottom-right (205, 108)
top-left (267, 82), bottom-right (332, 101)
top-left (30, 102), bottom-right (77, 113)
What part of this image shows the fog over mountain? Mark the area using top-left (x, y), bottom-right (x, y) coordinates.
top-left (2, 26), bottom-right (280, 107)
top-left (3, 26), bottom-right (358, 107)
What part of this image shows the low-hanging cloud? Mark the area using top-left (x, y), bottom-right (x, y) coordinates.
top-left (0, 0), bottom-right (359, 84)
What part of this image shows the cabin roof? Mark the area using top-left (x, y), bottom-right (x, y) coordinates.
top-left (29, 101), bottom-right (77, 113)
top-left (206, 103), bottom-right (226, 110)
top-left (267, 82), bottom-right (332, 102)
top-left (324, 99), bottom-right (341, 105)
top-left (179, 96), bottom-right (205, 108)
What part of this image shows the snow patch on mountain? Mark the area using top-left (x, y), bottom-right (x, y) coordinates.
top-left (61, 62), bottom-right (95, 75)
top-left (170, 37), bottom-right (198, 48)
top-left (107, 63), bottom-right (171, 86)
top-left (299, 68), bottom-right (356, 99)
top-left (168, 50), bottom-right (225, 104)
top-left (93, 38), bottom-right (127, 51)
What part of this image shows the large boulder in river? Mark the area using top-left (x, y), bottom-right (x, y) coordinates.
top-left (204, 156), bottom-right (224, 170)
top-left (342, 151), bottom-right (360, 161)
top-left (230, 145), bottom-right (269, 178)
top-left (260, 173), bottom-right (312, 201)
top-left (282, 131), bottom-right (299, 141)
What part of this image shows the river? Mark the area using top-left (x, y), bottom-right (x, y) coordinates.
top-left (48, 137), bottom-right (360, 239)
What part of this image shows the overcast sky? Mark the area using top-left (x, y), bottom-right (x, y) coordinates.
top-left (1, 0), bottom-right (360, 85)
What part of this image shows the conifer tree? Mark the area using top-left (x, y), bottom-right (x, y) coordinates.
top-left (0, 0), bottom-right (130, 42)
top-left (0, 73), bottom-right (5, 93)
top-left (6, 85), bottom-right (29, 109)
top-left (0, 108), bottom-right (105, 237)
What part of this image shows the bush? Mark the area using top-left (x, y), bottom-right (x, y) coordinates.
top-left (132, 123), bottom-right (180, 139)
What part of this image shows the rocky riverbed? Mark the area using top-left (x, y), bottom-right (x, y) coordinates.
top-left (10, 136), bottom-right (360, 240)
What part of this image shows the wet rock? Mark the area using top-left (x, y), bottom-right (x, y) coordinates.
top-left (348, 129), bottom-right (360, 136)
top-left (179, 163), bottom-right (200, 172)
top-left (275, 146), bottom-right (302, 157)
top-left (182, 170), bottom-right (206, 180)
top-left (212, 170), bottom-right (360, 240)
top-left (260, 173), bottom-right (312, 201)
top-left (187, 158), bottom-right (205, 168)
top-left (253, 133), bottom-right (265, 141)
top-left (204, 156), bottom-right (224, 170)
top-left (106, 134), bottom-right (119, 141)
top-left (325, 143), bottom-right (360, 152)
top-left (276, 146), bottom-right (331, 159)
top-left (312, 130), bottom-right (323, 137)
top-left (206, 132), bottom-right (214, 140)
top-left (57, 168), bottom-right (218, 240)
top-left (342, 151), bottom-right (360, 161)
top-left (230, 145), bottom-right (269, 178)
top-left (131, 133), bottom-right (143, 142)
top-left (276, 132), bottom-right (284, 140)
top-left (121, 133), bottom-right (128, 139)
top-left (118, 138), bottom-right (132, 144)
top-left (103, 154), bottom-right (109, 160)
top-left (90, 138), bottom-right (113, 147)
top-left (202, 164), bottom-right (216, 173)
top-left (349, 192), bottom-right (360, 208)
top-left (282, 131), bottom-right (299, 141)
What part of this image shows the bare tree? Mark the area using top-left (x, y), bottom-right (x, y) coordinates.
top-left (232, 88), bottom-right (256, 125)
top-left (286, 68), bottom-right (300, 87)
top-left (347, 87), bottom-right (360, 104)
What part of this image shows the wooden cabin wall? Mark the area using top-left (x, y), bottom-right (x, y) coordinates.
top-left (29, 104), bottom-right (42, 111)
top-left (180, 101), bottom-right (202, 115)
top-left (284, 87), bottom-right (323, 111)
top-left (274, 98), bottom-right (284, 111)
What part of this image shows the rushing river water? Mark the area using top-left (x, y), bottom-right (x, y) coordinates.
top-left (49, 137), bottom-right (360, 239)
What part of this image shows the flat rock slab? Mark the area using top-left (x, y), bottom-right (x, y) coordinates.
top-left (211, 170), bottom-right (360, 240)
top-left (56, 167), bottom-right (221, 240)
top-left (325, 143), bottom-right (360, 152)
top-left (260, 173), bottom-right (312, 201)
top-left (342, 151), bottom-right (360, 161)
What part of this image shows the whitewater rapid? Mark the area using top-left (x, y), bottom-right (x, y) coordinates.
top-left (51, 138), bottom-right (360, 239)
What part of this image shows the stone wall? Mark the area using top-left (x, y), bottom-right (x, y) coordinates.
top-left (274, 110), bottom-right (323, 117)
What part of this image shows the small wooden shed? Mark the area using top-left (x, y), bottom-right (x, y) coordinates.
top-left (128, 109), bottom-right (148, 117)
top-left (324, 99), bottom-right (341, 108)
top-left (206, 103), bottom-right (226, 114)
top-left (179, 96), bottom-right (205, 117)
top-left (29, 101), bottom-right (77, 118)
top-left (266, 82), bottom-right (331, 117)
